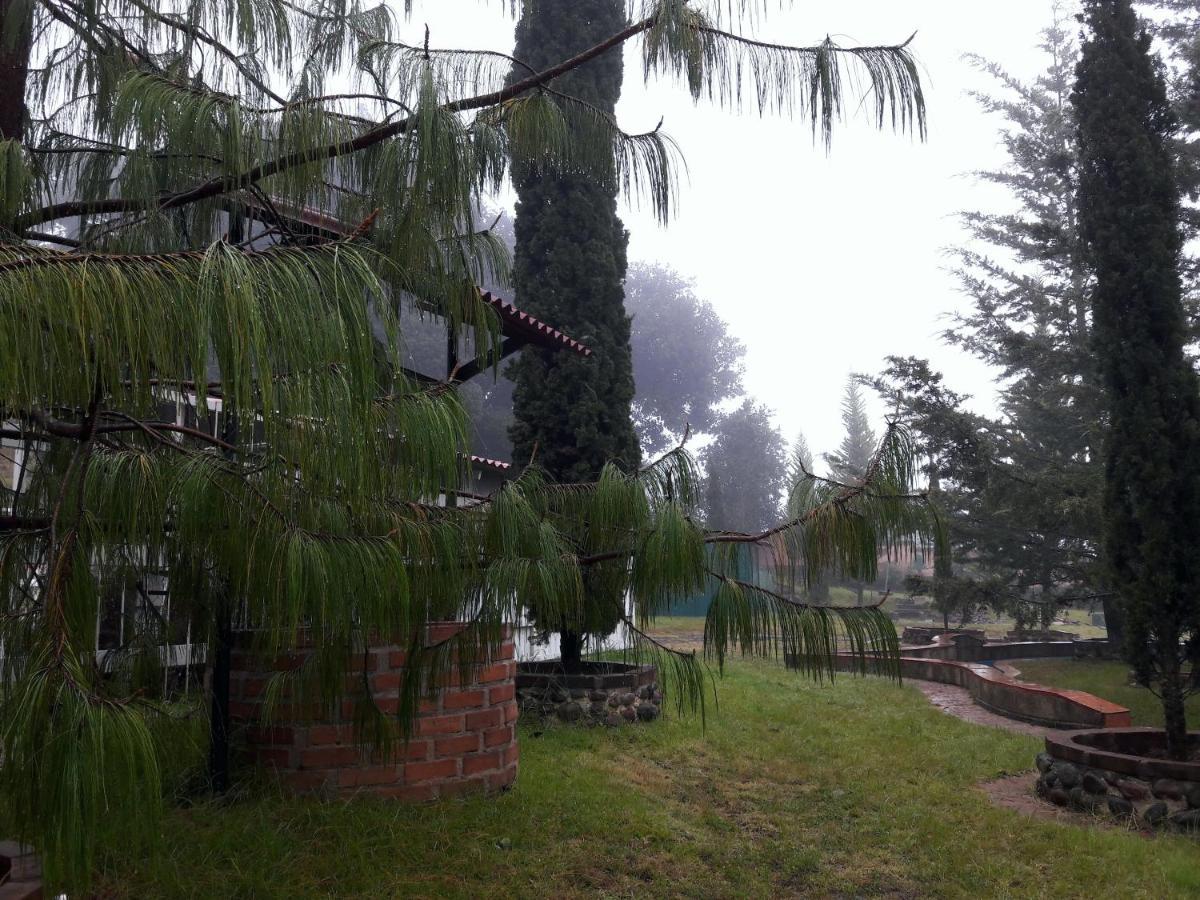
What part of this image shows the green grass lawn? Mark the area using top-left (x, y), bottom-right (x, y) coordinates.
top-left (95, 661), bottom-right (1200, 899)
top-left (1015, 658), bottom-right (1200, 729)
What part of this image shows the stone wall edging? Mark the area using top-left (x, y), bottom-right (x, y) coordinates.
top-left (1045, 727), bottom-right (1200, 783)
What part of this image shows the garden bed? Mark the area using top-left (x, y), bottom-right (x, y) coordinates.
top-left (516, 660), bottom-right (661, 724)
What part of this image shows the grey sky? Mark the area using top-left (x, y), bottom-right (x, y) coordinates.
top-left (410, 1), bottom-right (1067, 458)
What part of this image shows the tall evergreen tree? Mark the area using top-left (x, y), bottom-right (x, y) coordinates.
top-left (1075, 0), bottom-right (1200, 755)
top-left (825, 380), bottom-right (877, 484)
top-left (507, 0), bottom-right (641, 666)
top-left (867, 20), bottom-right (1125, 638)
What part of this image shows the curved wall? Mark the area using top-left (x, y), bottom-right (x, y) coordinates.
top-left (230, 624), bottom-right (519, 800)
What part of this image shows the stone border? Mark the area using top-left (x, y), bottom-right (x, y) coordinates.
top-left (516, 662), bottom-right (661, 724)
top-left (824, 653), bottom-right (1131, 730)
top-left (1045, 728), bottom-right (1200, 783)
top-left (0, 841), bottom-right (42, 900)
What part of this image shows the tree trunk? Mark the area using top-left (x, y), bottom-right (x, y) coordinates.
top-left (855, 583), bottom-right (864, 607)
top-left (1161, 653), bottom-right (1190, 760)
top-left (1101, 589), bottom-right (1125, 654)
top-left (0, 0), bottom-right (34, 141)
top-left (560, 629), bottom-right (584, 672)
top-left (207, 603), bottom-right (232, 792)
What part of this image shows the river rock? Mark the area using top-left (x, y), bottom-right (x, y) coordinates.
top-left (1048, 787), bottom-right (1071, 807)
top-left (1144, 802), bottom-right (1170, 827)
top-left (1170, 809), bottom-right (1200, 832)
top-left (1108, 796), bottom-right (1134, 817)
top-left (1069, 786), bottom-right (1103, 813)
top-left (1186, 784), bottom-right (1200, 809)
top-left (604, 712), bottom-right (623, 728)
top-left (1152, 778), bottom-right (1186, 801)
top-left (1035, 752), bottom-right (1055, 774)
top-left (620, 705), bottom-right (637, 721)
top-left (1053, 762), bottom-right (1082, 789)
top-left (1082, 771), bottom-right (1109, 795)
top-left (1116, 779), bottom-right (1149, 801)
top-left (619, 692), bottom-right (636, 707)
top-left (558, 701), bottom-right (583, 722)
top-left (589, 690), bottom-right (608, 702)
top-left (636, 702), bottom-right (659, 721)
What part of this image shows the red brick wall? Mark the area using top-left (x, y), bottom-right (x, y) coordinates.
top-left (230, 624), bottom-right (519, 800)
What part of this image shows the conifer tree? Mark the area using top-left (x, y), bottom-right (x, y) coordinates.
top-left (0, 0), bottom-right (937, 886)
top-left (1075, 0), bottom-right (1200, 755)
top-left (506, 0), bottom-right (641, 666)
top-left (867, 20), bottom-right (1124, 639)
top-left (825, 380), bottom-right (877, 484)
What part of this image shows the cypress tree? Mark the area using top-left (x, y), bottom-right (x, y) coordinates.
top-left (508, 0), bottom-right (641, 667)
top-left (1075, 0), bottom-right (1200, 756)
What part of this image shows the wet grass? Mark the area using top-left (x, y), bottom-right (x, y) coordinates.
top-left (1015, 658), bottom-right (1200, 730)
top-left (95, 660), bottom-right (1200, 899)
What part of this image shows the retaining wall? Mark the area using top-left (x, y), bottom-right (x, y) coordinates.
top-left (1046, 727), bottom-right (1200, 783)
top-left (230, 623), bottom-right (519, 800)
top-left (898, 633), bottom-right (1079, 662)
top-left (828, 653), bottom-right (1131, 730)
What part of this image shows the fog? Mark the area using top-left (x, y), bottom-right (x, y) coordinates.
top-left (408, 0), bottom-right (1067, 456)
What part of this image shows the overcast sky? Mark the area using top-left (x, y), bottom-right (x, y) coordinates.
top-left (408, 0), bottom-right (1068, 458)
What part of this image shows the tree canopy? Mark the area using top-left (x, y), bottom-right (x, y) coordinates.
top-left (701, 399), bottom-right (787, 533)
top-left (627, 262), bottom-right (746, 455)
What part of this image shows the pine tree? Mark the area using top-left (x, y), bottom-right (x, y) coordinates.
top-left (1075, 0), bottom-right (1200, 756)
top-left (0, 0), bottom-right (937, 886)
top-left (825, 380), bottom-right (877, 484)
top-left (867, 20), bottom-right (1125, 640)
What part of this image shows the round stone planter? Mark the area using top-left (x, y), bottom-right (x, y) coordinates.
top-left (515, 660), bottom-right (662, 725)
top-left (1046, 727), bottom-right (1200, 783)
top-left (1037, 730), bottom-right (1200, 831)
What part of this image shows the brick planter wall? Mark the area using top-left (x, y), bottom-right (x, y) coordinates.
top-left (230, 624), bottom-right (519, 800)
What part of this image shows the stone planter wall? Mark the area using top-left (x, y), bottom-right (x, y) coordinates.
top-left (1045, 727), bottom-right (1200, 783)
top-left (0, 841), bottom-right (41, 900)
top-left (1034, 747), bottom-right (1200, 832)
top-left (230, 624), bottom-right (519, 800)
top-left (516, 661), bottom-right (662, 725)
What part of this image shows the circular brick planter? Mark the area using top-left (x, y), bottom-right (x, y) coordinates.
top-left (230, 623), bottom-right (519, 800)
top-left (1045, 727), bottom-right (1200, 783)
top-left (516, 660), bottom-right (662, 724)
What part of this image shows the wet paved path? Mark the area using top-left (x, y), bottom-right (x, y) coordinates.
top-left (911, 679), bottom-right (1066, 740)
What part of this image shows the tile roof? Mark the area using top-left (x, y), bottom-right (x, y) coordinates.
top-left (249, 201), bottom-right (591, 358)
top-left (478, 291), bottom-right (591, 357)
top-left (467, 455), bottom-right (513, 473)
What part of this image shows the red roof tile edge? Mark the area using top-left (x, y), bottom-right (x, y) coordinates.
top-left (247, 200), bottom-right (591, 358)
